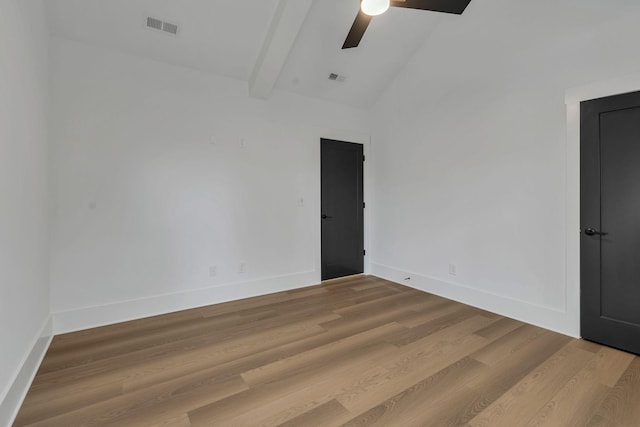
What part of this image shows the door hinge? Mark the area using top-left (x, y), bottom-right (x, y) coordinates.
top-left (363, 202), bottom-right (366, 209)
top-left (363, 155), bottom-right (365, 162)
top-left (363, 250), bottom-right (366, 256)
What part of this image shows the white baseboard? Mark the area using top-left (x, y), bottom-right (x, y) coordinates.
top-left (0, 315), bottom-right (53, 427)
top-left (371, 263), bottom-right (580, 338)
top-left (53, 270), bottom-right (320, 334)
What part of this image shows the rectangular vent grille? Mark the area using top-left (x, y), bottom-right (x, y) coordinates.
top-left (146, 16), bottom-right (179, 35)
top-left (162, 22), bottom-right (179, 35)
top-left (146, 17), bottom-right (163, 30)
top-left (328, 73), bottom-right (346, 82)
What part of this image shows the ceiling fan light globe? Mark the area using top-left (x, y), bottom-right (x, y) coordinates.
top-left (361, 0), bottom-right (390, 16)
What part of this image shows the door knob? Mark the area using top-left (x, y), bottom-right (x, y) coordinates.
top-left (584, 227), bottom-right (608, 236)
top-left (321, 214), bottom-right (333, 219)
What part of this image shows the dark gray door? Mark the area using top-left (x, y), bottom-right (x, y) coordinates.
top-left (581, 90), bottom-right (640, 355)
top-left (321, 139), bottom-right (364, 281)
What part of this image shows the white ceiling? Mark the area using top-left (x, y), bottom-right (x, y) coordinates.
top-left (46, 0), bottom-right (639, 109)
top-left (274, 1), bottom-right (445, 108)
top-left (46, 0), bottom-right (458, 109)
top-left (46, 0), bottom-right (281, 81)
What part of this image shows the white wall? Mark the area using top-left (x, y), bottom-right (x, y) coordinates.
top-left (49, 38), bottom-right (371, 333)
top-left (370, 0), bottom-right (640, 337)
top-left (0, 0), bottom-right (52, 423)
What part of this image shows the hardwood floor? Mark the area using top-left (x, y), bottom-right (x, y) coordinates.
top-left (14, 276), bottom-right (640, 426)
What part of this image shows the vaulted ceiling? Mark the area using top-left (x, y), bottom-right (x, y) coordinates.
top-left (46, 0), bottom-right (459, 108)
top-left (46, 0), bottom-right (282, 82)
top-left (45, 0), bottom-right (640, 109)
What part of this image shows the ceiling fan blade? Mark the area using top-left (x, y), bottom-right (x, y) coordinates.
top-left (390, 0), bottom-right (472, 15)
top-left (342, 10), bottom-right (373, 49)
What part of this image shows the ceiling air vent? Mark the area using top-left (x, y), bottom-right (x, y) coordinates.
top-left (146, 17), bottom-right (163, 30)
top-left (162, 22), bottom-right (179, 35)
top-left (146, 16), bottom-right (179, 36)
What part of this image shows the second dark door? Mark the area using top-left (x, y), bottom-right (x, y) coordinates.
top-left (581, 90), bottom-right (640, 355)
top-left (321, 139), bottom-right (364, 281)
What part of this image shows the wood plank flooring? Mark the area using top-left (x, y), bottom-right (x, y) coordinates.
top-left (14, 275), bottom-right (640, 426)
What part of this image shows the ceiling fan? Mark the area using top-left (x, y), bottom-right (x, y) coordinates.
top-left (343, 0), bottom-right (473, 49)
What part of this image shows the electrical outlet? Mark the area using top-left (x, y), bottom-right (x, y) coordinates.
top-left (449, 264), bottom-right (457, 276)
top-left (297, 197), bottom-right (304, 207)
top-left (209, 265), bottom-right (217, 277)
top-left (239, 262), bottom-right (246, 274)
